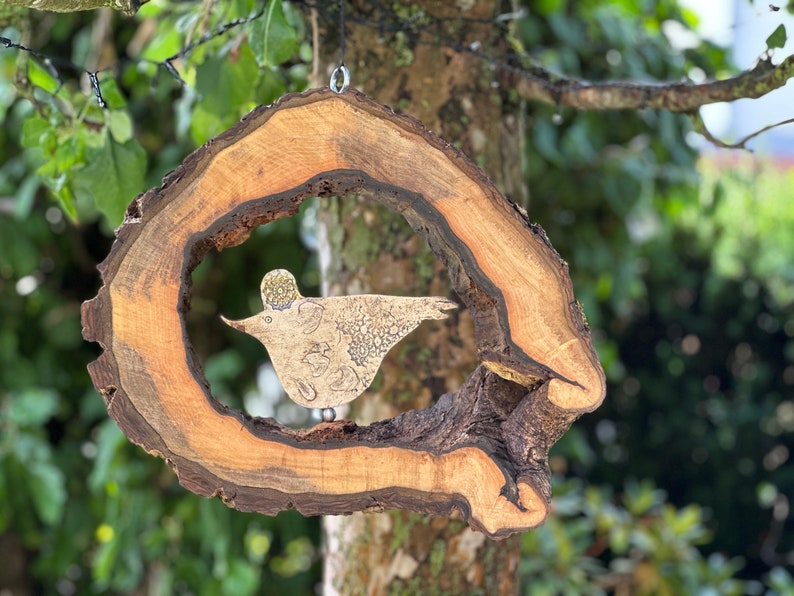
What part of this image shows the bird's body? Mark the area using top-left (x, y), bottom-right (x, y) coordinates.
top-left (221, 269), bottom-right (456, 410)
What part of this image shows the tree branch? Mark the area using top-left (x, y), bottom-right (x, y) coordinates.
top-left (6, 1), bottom-right (793, 128)
top-left (689, 112), bottom-right (794, 150)
top-left (515, 55), bottom-right (794, 112)
top-left (4, 0), bottom-right (146, 16)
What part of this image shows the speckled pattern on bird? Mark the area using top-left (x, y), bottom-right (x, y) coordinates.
top-left (221, 269), bottom-right (457, 411)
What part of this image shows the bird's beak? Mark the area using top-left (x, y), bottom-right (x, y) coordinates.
top-left (220, 315), bottom-right (244, 331)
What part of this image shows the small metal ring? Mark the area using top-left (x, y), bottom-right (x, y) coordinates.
top-left (330, 65), bottom-right (350, 94)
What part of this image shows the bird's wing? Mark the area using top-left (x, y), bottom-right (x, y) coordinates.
top-left (297, 299), bottom-right (325, 334)
top-left (352, 295), bottom-right (456, 323)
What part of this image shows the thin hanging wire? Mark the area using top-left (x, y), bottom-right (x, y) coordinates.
top-left (330, 0), bottom-right (350, 93)
top-left (338, 0), bottom-right (346, 66)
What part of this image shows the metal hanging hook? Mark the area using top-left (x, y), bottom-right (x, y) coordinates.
top-left (330, 64), bottom-right (350, 93)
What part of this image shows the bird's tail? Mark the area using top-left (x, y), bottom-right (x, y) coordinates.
top-left (421, 297), bottom-right (458, 320)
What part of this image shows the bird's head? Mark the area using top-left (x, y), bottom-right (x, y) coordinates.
top-left (260, 269), bottom-right (304, 311)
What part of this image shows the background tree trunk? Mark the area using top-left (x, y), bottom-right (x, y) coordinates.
top-left (318, 1), bottom-right (526, 593)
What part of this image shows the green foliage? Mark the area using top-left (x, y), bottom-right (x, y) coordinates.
top-left (75, 129), bottom-right (147, 224)
top-left (520, 478), bottom-right (750, 595)
top-left (516, 0), bottom-right (792, 588)
top-left (1, 389), bottom-right (67, 529)
top-left (1, 1), bottom-right (792, 593)
top-left (581, 159), bottom-right (794, 579)
top-left (0, 206), bottom-right (320, 593)
top-left (519, 1), bottom-right (729, 328)
top-left (766, 24), bottom-right (787, 50)
top-left (251, 0), bottom-right (300, 67)
top-left (688, 160), bottom-right (794, 307)
top-left (2, 0), bottom-right (309, 227)
top-left (1, 3), bottom-right (320, 593)
top-left (14, 59), bottom-right (145, 223)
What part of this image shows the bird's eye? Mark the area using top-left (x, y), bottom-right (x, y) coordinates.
top-left (265, 316), bottom-right (273, 324)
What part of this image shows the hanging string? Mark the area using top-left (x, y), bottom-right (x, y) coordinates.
top-left (339, 0), bottom-right (346, 66)
top-left (329, 0), bottom-right (350, 93)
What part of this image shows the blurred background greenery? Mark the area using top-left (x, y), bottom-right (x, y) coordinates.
top-left (0, 1), bottom-right (792, 594)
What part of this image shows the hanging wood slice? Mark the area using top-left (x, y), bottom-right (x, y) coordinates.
top-left (81, 88), bottom-right (606, 538)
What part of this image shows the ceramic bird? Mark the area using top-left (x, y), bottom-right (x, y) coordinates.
top-left (221, 269), bottom-right (457, 412)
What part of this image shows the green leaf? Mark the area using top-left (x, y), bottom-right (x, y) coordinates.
top-left (107, 110), bottom-right (133, 143)
top-left (88, 420), bottom-right (126, 493)
top-left (204, 350), bottom-right (245, 385)
top-left (21, 114), bottom-right (52, 149)
top-left (195, 45), bottom-right (258, 114)
top-left (192, 44), bottom-right (259, 144)
top-left (140, 24), bottom-right (182, 62)
top-left (27, 459), bottom-right (67, 525)
top-left (27, 60), bottom-right (60, 94)
top-left (92, 529), bottom-right (121, 585)
top-left (52, 178), bottom-right (78, 221)
top-left (254, 66), bottom-right (288, 106)
top-left (0, 464), bottom-right (8, 533)
top-left (250, 0), bottom-right (298, 67)
top-left (222, 559), bottom-right (259, 594)
top-left (53, 134), bottom-right (83, 171)
top-left (8, 388), bottom-right (59, 427)
top-left (766, 24), bottom-right (787, 50)
top-left (188, 104), bottom-right (224, 146)
top-left (75, 130), bottom-right (146, 226)
top-left (13, 175), bottom-right (40, 219)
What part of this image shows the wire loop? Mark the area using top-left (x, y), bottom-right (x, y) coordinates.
top-left (330, 65), bottom-right (350, 93)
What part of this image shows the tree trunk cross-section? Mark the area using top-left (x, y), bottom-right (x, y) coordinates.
top-left (80, 88), bottom-right (606, 538)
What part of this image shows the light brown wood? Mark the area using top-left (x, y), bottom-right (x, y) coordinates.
top-left (221, 269), bottom-right (456, 409)
top-left (81, 88), bottom-right (605, 538)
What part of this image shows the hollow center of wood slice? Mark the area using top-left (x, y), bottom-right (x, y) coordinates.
top-left (184, 204), bottom-right (321, 427)
top-left (183, 197), bottom-right (470, 428)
